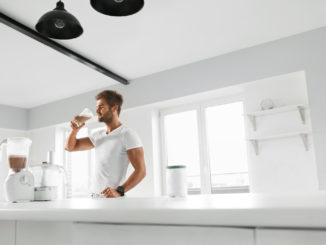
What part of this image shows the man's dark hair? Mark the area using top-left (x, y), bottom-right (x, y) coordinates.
top-left (95, 90), bottom-right (123, 115)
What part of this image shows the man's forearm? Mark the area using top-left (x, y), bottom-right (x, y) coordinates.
top-left (65, 131), bottom-right (78, 152)
top-left (121, 169), bottom-right (146, 193)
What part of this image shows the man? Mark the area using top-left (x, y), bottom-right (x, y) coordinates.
top-left (65, 90), bottom-right (146, 198)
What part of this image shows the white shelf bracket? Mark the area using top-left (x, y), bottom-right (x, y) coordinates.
top-left (297, 106), bottom-right (306, 124)
top-left (247, 115), bottom-right (256, 131)
top-left (250, 140), bottom-right (259, 155)
top-left (300, 133), bottom-right (309, 151)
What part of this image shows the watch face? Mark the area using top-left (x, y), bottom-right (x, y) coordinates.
top-left (117, 186), bottom-right (124, 196)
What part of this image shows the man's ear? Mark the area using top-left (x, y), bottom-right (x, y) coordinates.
top-left (112, 105), bottom-right (119, 113)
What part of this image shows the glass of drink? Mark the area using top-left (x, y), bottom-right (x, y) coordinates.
top-left (73, 108), bottom-right (94, 127)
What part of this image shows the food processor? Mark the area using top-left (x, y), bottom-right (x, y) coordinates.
top-left (1, 137), bottom-right (34, 202)
top-left (29, 151), bottom-right (67, 201)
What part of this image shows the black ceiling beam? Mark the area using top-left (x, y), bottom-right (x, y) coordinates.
top-left (0, 12), bottom-right (129, 85)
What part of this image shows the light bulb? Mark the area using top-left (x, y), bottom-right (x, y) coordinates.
top-left (54, 19), bottom-right (65, 29)
top-left (114, 0), bottom-right (124, 3)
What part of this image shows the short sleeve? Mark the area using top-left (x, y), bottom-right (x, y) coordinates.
top-left (123, 129), bottom-right (142, 151)
top-left (89, 128), bottom-right (105, 146)
top-left (89, 130), bottom-right (96, 146)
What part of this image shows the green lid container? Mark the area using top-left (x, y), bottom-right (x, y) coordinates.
top-left (166, 165), bottom-right (186, 169)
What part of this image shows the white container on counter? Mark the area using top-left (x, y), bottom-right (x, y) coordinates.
top-left (166, 165), bottom-right (187, 198)
top-left (29, 160), bottom-right (67, 201)
top-left (34, 186), bottom-right (58, 201)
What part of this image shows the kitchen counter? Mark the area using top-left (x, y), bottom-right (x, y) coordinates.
top-left (1, 193), bottom-right (326, 228)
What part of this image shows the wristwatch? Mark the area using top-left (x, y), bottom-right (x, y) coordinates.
top-left (116, 186), bottom-right (125, 196)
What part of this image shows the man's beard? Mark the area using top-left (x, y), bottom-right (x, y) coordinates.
top-left (98, 110), bottom-right (113, 123)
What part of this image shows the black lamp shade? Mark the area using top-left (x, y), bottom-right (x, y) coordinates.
top-left (90, 0), bottom-right (144, 16)
top-left (35, 1), bottom-right (83, 40)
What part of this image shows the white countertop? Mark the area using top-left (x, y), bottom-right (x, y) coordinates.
top-left (1, 193), bottom-right (326, 228)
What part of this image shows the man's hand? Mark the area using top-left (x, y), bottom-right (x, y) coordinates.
top-left (65, 117), bottom-right (94, 152)
top-left (101, 187), bottom-right (121, 198)
top-left (71, 116), bottom-right (85, 132)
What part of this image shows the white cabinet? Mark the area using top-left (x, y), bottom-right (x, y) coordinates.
top-left (0, 221), bottom-right (15, 245)
top-left (73, 223), bottom-right (255, 245)
top-left (11, 220), bottom-right (326, 245)
top-left (16, 221), bottom-right (73, 245)
top-left (256, 228), bottom-right (326, 245)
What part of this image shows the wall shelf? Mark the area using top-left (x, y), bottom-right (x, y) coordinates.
top-left (247, 131), bottom-right (310, 155)
top-left (245, 105), bottom-right (306, 131)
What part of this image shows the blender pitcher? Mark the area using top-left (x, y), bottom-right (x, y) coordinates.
top-left (3, 137), bottom-right (34, 202)
top-left (7, 137), bottom-right (32, 172)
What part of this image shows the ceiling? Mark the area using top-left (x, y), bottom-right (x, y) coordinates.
top-left (1, 0), bottom-right (326, 108)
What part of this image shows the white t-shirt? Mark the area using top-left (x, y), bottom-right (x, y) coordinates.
top-left (89, 125), bottom-right (142, 193)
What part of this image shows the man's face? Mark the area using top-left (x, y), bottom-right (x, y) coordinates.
top-left (96, 98), bottom-right (113, 123)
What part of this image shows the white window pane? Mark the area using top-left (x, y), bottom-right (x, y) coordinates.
top-left (70, 127), bottom-right (89, 196)
top-left (164, 110), bottom-right (201, 189)
top-left (205, 102), bottom-right (249, 188)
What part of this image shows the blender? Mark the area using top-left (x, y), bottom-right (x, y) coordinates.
top-left (2, 137), bottom-right (34, 202)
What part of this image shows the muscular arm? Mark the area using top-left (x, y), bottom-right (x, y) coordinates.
top-left (102, 147), bottom-right (146, 197)
top-left (65, 121), bottom-right (94, 152)
top-left (122, 147), bottom-right (146, 192)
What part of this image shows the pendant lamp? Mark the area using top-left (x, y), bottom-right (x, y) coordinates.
top-left (90, 0), bottom-right (144, 16)
top-left (35, 1), bottom-right (83, 40)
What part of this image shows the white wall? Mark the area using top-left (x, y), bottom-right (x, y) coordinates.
top-left (26, 26), bottom-right (326, 130)
top-left (0, 105), bottom-right (28, 130)
top-left (28, 127), bottom-right (56, 165)
top-left (119, 107), bottom-right (157, 197)
top-left (243, 71), bottom-right (318, 193)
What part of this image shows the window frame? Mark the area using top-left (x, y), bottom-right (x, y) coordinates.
top-left (160, 94), bottom-right (249, 195)
top-left (63, 126), bottom-right (93, 198)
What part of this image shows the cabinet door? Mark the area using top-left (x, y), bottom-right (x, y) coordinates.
top-left (256, 228), bottom-right (326, 245)
top-left (0, 220), bottom-right (15, 245)
top-left (16, 221), bottom-right (73, 245)
top-left (73, 223), bottom-right (254, 245)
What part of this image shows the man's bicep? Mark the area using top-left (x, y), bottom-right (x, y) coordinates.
top-left (127, 147), bottom-right (145, 170)
top-left (75, 137), bottom-right (94, 151)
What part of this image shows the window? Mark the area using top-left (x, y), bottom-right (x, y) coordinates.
top-left (163, 110), bottom-right (201, 189)
top-left (65, 127), bottom-right (93, 198)
top-left (161, 99), bottom-right (249, 194)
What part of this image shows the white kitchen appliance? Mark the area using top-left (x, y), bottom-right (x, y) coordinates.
top-left (166, 165), bottom-right (187, 198)
top-left (29, 150), bottom-right (67, 201)
top-left (1, 137), bottom-right (34, 202)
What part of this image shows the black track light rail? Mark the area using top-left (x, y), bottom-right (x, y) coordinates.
top-left (0, 12), bottom-right (129, 85)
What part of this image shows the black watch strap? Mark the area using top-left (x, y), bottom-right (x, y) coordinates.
top-left (117, 186), bottom-right (125, 196)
